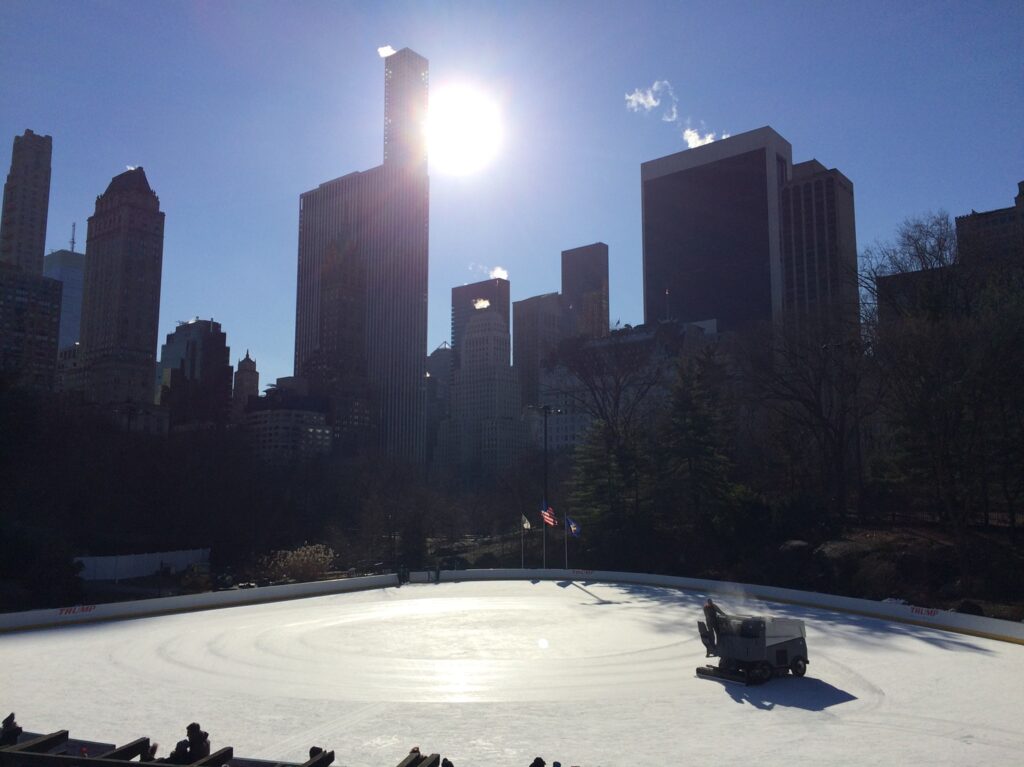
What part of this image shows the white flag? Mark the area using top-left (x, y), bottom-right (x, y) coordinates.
top-left (521, 514), bottom-right (531, 530)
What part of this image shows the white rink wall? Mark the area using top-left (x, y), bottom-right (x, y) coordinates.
top-left (4, 567), bottom-right (1022, 644)
top-left (0, 573), bottom-right (398, 632)
top-left (411, 568), bottom-right (1024, 644)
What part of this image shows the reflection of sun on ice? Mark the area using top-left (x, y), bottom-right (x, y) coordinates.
top-left (426, 83), bottom-right (503, 176)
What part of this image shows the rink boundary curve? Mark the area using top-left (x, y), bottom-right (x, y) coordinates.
top-left (410, 568), bottom-right (1024, 645)
top-left (4, 569), bottom-right (1021, 644)
top-left (0, 574), bottom-right (398, 633)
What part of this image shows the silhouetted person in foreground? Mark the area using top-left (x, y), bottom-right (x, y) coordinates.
top-left (529, 758), bottom-right (546, 767)
top-left (166, 740), bottom-right (191, 765)
top-left (186, 723), bottom-right (210, 761)
top-left (308, 747), bottom-right (324, 760)
top-left (1, 713), bottom-right (22, 747)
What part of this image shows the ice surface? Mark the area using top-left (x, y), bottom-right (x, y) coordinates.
top-left (3, 580), bottom-right (1023, 766)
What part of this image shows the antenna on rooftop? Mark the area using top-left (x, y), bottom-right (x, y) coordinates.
top-left (70, 222), bottom-right (76, 252)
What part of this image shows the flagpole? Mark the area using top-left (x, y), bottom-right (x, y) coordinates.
top-left (542, 405), bottom-right (549, 570)
top-left (521, 519), bottom-right (524, 569)
top-left (543, 515), bottom-right (547, 569)
top-left (564, 512), bottom-right (568, 569)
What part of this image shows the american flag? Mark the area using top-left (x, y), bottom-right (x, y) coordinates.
top-left (540, 507), bottom-right (558, 526)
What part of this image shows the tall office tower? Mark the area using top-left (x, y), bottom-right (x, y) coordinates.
top-left (383, 48), bottom-right (429, 168)
top-left (156, 318), bottom-right (233, 427)
top-left (641, 126), bottom-right (792, 331)
top-left (232, 350), bottom-right (259, 422)
top-left (80, 167), bottom-right (165, 405)
top-left (512, 292), bottom-right (565, 407)
top-left (43, 248), bottom-right (85, 348)
top-left (562, 242), bottom-right (609, 339)
top-left (0, 129), bottom-right (52, 275)
top-left (956, 181), bottom-right (1024, 267)
top-left (0, 265), bottom-right (61, 390)
top-left (449, 311), bottom-right (521, 478)
top-left (451, 277), bottom-right (510, 368)
top-left (779, 161), bottom-right (859, 331)
top-left (294, 47), bottom-right (429, 463)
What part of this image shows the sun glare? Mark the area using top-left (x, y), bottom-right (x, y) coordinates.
top-left (426, 83), bottom-right (503, 176)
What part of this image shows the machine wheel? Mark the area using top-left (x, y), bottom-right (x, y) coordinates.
top-left (751, 662), bottom-right (773, 684)
top-left (790, 657), bottom-right (807, 677)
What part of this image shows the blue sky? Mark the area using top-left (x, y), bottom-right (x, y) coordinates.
top-left (2, 0), bottom-right (1022, 386)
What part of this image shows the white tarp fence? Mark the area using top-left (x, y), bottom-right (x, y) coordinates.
top-left (75, 548), bottom-right (210, 581)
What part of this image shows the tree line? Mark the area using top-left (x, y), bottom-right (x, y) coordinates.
top-left (1, 213), bottom-right (1021, 611)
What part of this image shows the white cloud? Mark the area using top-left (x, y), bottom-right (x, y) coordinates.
top-left (489, 266), bottom-right (509, 280)
top-left (377, 45), bottom-right (396, 58)
top-left (683, 128), bottom-right (717, 148)
top-left (625, 87), bottom-right (660, 112)
top-left (626, 79), bottom-right (730, 151)
top-left (473, 299), bottom-right (491, 310)
top-left (625, 80), bottom-right (676, 120)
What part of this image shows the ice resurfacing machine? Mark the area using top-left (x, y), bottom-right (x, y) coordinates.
top-left (696, 599), bottom-right (809, 684)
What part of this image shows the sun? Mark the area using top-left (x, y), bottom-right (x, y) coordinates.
top-left (426, 83), bottom-right (503, 176)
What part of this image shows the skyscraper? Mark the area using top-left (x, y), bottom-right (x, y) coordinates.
top-left (0, 129), bottom-right (60, 391)
top-left (156, 318), bottom-right (233, 427)
top-left (447, 311), bottom-right (521, 479)
top-left (80, 167), bottom-right (165, 404)
top-left (0, 129), bottom-right (52, 275)
top-left (641, 126), bottom-right (792, 331)
top-left (43, 248), bottom-right (85, 348)
top-left (641, 126), bottom-right (858, 334)
top-left (451, 277), bottom-right (510, 368)
top-left (0, 266), bottom-right (61, 390)
top-left (232, 350), bottom-right (259, 422)
top-left (562, 242), bottom-right (609, 339)
top-left (294, 47), bottom-right (428, 463)
top-left (780, 160), bottom-right (859, 330)
top-left (512, 292), bottom-right (564, 408)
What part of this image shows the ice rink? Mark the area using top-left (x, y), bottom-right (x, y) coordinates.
top-left (3, 579), bottom-right (1024, 766)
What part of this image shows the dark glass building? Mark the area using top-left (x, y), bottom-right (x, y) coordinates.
top-left (512, 291), bottom-right (564, 408)
top-left (156, 318), bottom-right (233, 427)
top-left (294, 47), bottom-right (429, 463)
top-left (562, 242), bottom-right (609, 339)
top-left (641, 126), bottom-right (792, 331)
top-left (43, 248), bottom-right (85, 348)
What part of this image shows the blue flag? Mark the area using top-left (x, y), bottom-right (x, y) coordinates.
top-left (566, 516), bottom-right (581, 538)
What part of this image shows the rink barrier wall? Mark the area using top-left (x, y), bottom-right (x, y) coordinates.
top-left (0, 573), bottom-right (399, 633)
top-left (413, 568), bottom-right (1024, 645)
